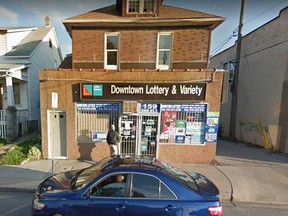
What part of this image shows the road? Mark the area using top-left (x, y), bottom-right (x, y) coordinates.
top-left (1, 191), bottom-right (288, 216)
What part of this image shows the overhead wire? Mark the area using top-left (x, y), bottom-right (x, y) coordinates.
top-left (210, 0), bottom-right (288, 57)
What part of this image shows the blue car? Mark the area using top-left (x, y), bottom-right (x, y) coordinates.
top-left (32, 156), bottom-right (222, 216)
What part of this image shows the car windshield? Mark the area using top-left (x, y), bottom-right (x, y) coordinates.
top-left (72, 157), bottom-right (114, 191)
top-left (162, 163), bottom-right (199, 192)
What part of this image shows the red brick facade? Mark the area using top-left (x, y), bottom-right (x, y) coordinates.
top-left (40, 1), bottom-right (226, 164)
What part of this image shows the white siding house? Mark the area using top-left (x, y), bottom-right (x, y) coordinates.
top-left (0, 20), bottom-right (62, 141)
top-left (209, 7), bottom-right (288, 153)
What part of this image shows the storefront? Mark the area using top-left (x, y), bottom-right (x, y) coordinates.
top-left (40, 69), bottom-right (226, 164)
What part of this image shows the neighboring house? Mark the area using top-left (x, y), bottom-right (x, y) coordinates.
top-left (209, 7), bottom-right (288, 153)
top-left (40, 0), bottom-right (227, 164)
top-left (0, 17), bottom-right (62, 141)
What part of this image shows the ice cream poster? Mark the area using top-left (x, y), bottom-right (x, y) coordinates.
top-left (162, 111), bottom-right (177, 133)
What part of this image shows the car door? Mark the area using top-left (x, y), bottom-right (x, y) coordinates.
top-left (88, 173), bottom-right (129, 216)
top-left (126, 173), bottom-right (183, 216)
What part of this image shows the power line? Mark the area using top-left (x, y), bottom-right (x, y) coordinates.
top-left (244, 0), bottom-right (288, 26)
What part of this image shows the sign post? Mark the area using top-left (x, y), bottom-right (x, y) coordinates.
top-left (51, 92), bottom-right (58, 174)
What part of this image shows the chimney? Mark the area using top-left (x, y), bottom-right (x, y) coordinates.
top-left (45, 16), bottom-right (51, 27)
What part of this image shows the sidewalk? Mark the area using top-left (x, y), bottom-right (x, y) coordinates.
top-left (0, 139), bottom-right (287, 205)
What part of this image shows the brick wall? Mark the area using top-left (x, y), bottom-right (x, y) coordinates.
top-left (72, 27), bottom-right (210, 69)
top-left (40, 69), bottom-right (224, 164)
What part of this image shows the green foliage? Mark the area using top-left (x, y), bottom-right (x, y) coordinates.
top-left (0, 138), bottom-right (42, 165)
top-left (0, 138), bottom-right (7, 148)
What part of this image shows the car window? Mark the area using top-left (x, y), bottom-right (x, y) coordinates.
top-left (160, 182), bottom-right (176, 199)
top-left (131, 174), bottom-right (159, 198)
top-left (91, 174), bottom-right (127, 198)
top-left (163, 163), bottom-right (199, 192)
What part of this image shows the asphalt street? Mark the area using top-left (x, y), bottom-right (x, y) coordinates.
top-left (1, 191), bottom-right (288, 216)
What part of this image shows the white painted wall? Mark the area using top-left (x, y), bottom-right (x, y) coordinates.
top-left (0, 34), bottom-right (7, 56)
top-left (6, 30), bottom-right (32, 53)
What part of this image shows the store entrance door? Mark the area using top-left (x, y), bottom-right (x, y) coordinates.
top-left (119, 114), bottom-right (159, 158)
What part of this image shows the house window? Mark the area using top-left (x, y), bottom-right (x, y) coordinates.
top-left (49, 38), bottom-right (52, 49)
top-left (143, 0), bottom-right (155, 13)
top-left (105, 33), bottom-right (119, 69)
top-left (128, 0), bottom-right (155, 14)
top-left (128, 0), bottom-right (140, 13)
top-left (157, 33), bottom-right (172, 70)
top-left (13, 83), bottom-right (20, 105)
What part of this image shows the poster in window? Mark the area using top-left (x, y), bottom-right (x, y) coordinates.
top-left (145, 126), bottom-right (152, 136)
top-left (176, 120), bottom-right (186, 135)
top-left (92, 131), bottom-right (106, 142)
top-left (162, 111), bottom-right (177, 133)
top-left (168, 134), bottom-right (175, 143)
top-left (190, 133), bottom-right (205, 144)
top-left (141, 137), bottom-right (148, 152)
top-left (175, 135), bottom-right (185, 144)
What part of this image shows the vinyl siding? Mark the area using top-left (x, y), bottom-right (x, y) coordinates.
top-left (0, 34), bottom-right (7, 56)
top-left (28, 28), bottom-right (62, 127)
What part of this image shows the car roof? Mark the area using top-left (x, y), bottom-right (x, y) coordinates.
top-left (99, 156), bottom-right (166, 172)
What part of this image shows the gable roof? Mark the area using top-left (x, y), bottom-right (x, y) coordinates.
top-left (4, 27), bottom-right (52, 57)
top-left (63, 4), bottom-right (225, 35)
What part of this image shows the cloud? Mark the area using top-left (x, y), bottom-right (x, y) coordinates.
top-left (0, 7), bottom-right (18, 24)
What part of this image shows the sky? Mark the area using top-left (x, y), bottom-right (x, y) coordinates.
top-left (0, 0), bottom-right (288, 57)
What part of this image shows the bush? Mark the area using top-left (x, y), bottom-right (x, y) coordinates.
top-left (0, 138), bottom-right (42, 165)
top-left (0, 138), bottom-right (7, 148)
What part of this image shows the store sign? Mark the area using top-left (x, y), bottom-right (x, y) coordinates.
top-left (141, 103), bottom-right (160, 113)
top-left (81, 83), bottom-right (206, 101)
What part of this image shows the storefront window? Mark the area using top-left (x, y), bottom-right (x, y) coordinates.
top-left (76, 103), bottom-right (120, 143)
top-left (159, 104), bottom-right (207, 144)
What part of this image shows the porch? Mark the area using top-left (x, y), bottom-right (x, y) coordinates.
top-left (0, 108), bottom-right (29, 140)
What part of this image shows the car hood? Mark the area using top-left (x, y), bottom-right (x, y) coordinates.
top-left (38, 170), bottom-right (79, 193)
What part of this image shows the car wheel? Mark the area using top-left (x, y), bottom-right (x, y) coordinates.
top-left (51, 214), bottom-right (64, 216)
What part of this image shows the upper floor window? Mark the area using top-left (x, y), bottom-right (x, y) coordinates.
top-left (105, 33), bottom-right (119, 70)
top-left (157, 33), bottom-right (172, 70)
top-left (128, 0), bottom-right (156, 14)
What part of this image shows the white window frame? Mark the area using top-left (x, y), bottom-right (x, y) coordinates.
top-left (127, 0), bottom-right (156, 14)
top-left (156, 33), bottom-right (172, 70)
top-left (105, 33), bottom-right (119, 70)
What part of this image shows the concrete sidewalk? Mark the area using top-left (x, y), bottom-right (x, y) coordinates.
top-left (0, 139), bottom-right (287, 205)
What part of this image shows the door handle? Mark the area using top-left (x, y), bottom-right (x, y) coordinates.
top-left (116, 203), bottom-right (126, 212)
top-left (165, 205), bottom-right (180, 212)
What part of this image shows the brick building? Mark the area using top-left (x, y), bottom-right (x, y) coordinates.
top-left (40, 0), bottom-right (227, 163)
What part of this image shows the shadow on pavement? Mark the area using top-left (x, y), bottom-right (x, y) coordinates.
top-left (216, 139), bottom-right (288, 165)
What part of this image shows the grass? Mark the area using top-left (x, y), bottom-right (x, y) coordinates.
top-left (0, 138), bottom-right (41, 165)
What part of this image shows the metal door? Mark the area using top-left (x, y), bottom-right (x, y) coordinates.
top-left (119, 115), bottom-right (138, 156)
top-left (119, 114), bottom-right (159, 158)
top-left (48, 111), bottom-right (67, 159)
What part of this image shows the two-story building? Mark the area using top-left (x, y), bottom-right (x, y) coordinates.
top-left (0, 17), bottom-right (62, 141)
top-left (40, 0), bottom-right (227, 163)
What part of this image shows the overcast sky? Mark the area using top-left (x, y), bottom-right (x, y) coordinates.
top-left (0, 0), bottom-right (288, 57)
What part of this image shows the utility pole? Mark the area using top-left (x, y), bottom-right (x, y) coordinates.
top-left (229, 0), bottom-right (245, 140)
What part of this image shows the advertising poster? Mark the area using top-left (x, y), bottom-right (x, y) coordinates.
top-left (162, 111), bottom-right (177, 133)
top-left (205, 112), bottom-right (220, 143)
top-left (141, 138), bottom-right (148, 152)
top-left (175, 135), bottom-right (185, 144)
top-left (176, 120), bottom-right (186, 135)
top-left (145, 126), bottom-right (152, 136)
top-left (92, 131), bottom-right (106, 142)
